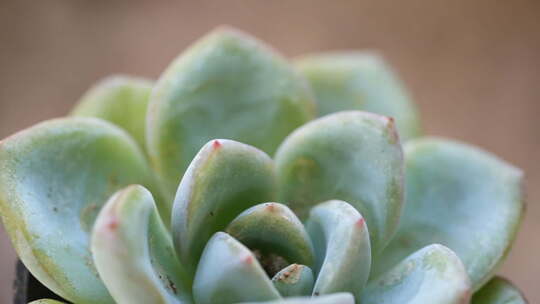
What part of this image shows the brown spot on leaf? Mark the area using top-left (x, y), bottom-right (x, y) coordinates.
top-left (166, 275), bottom-right (177, 294)
top-left (386, 117), bottom-right (400, 145)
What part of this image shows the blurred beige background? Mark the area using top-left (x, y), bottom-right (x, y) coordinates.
top-left (0, 0), bottom-right (539, 302)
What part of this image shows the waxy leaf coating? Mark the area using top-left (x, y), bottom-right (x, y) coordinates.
top-left (373, 138), bottom-right (524, 289)
top-left (272, 264), bottom-right (314, 297)
top-left (172, 139), bottom-right (277, 275)
top-left (295, 52), bottom-right (421, 140)
top-left (0, 118), bottom-right (159, 303)
top-left (306, 200), bottom-right (371, 299)
top-left (226, 203), bottom-right (315, 268)
top-left (92, 185), bottom-right (191, 304)
top-left (0, 26), bottom-right (528, 304)
top-left (147, 27), bottom-right (315, 195)
top-left (275, 111), bottom-right (404, 253)
top-left (361, 244), bottom-right (471, 304)
top-left (193, 232), bottom-right (281, 304)
top-left (71, 75), bottom-right (153, 150)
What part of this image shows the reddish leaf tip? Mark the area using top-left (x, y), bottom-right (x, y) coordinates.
top-left (265, 203), bottom-right (276, 212)
top-left (243, 255), bottom-right (254, 265)
top-left (355, 217), bottom-right (365, 228)
top-left (107, 216), bottom-right (119, 230)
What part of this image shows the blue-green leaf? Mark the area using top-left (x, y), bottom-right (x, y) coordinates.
top-left (193, 232), bottom-right (281, 304)
top-left (306, 200), bottom-right (371, 299)
top-left (92, 185), bottom-right (191, 304)
top-left (0, 118), bottom-right (160, 303)
top-left (272, 264), bottom-right (314, 297)
top-left (295, 51), bottom-right (421, 140)
top-left (372, 138), bottom-right (524, 289)
top-left (362, 244), bottom-right (471, 304)
top-left (172, 139), bottom-right (276, 275)
top-left (275, 111), bottom-right (403, 253)
top-left (147, 26), bottom-right (315, 195)
top-left (71, 75), bottom-right (152, 150)
top-left (226, 203), bottom-right (315, 268)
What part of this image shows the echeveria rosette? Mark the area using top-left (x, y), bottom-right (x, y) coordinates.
top-left (0, 26), bottom-right (526, 304)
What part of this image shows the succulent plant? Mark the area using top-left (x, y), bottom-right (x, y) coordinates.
top-left (0, 27), bottom-right (527, 304)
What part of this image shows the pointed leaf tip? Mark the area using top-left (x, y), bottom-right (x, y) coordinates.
top-left (307, 200), bottom-right (371, 299)
top-left (147, 26), bottom-right (315, 195)
top-left (0, 118), bottom-right (160, 304)
top-left (92, 185), bottom-right (191, 304)
top-left (276, 111), bottom-right (404, 253)
top-left (295, 51), bottom-right (421, 140)
top-left (172, 139), bottom-right (277, 275)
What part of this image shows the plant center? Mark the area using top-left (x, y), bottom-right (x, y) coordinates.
top-left (252, 249), bottom-right (290, 278)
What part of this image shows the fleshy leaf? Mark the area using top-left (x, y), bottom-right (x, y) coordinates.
top-left (372, 138), bottom-right (524, 289)
top-left (472, 277), bottom-right (528, 304)
top-left (172, 139), bottom-right (277, 275)
top-left (28, 300), bottom-right (67, 304)
top-left (193, 232), bottom-right (281, 304)
top-left (147, 26), bottom-right (315, 195)
top-left (92, 185), bottom-right (192, 304)
top-left (272, 264), bottom-right (314, 297)
top-left (275, 111), bottom-right (404, 252)
top-left (361, 244), bottom-right (471, 304)
top-left (306, 200), bottom-right (371, 299)
top-left (0, 118), bottom-right (160, 303)
top-left (226, 203), bottom-right (315, 268)
top-left (237, 293), bottom-right (354, 304)
top-left (295, 51), bottom-right (421, 140)
top-left (71, 75), bottom-right (152, 149)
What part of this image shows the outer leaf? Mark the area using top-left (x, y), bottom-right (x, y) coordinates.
top-left (193, 232), bottom-right (281, 304)
top-left (147, 26), bottom-right (316, 195)
top-left (275, 111), bottom-right (404, 252)
top-left (226, 203), bottom-right (315, 267)
top-left (172, 139), bottom-right (276, 275)
top-left (0, 118), bottom-right (159, 303)
top-left (306, 200), bottom-right (371, 299)
top-left (71, 75), bottom-right (152, 149)
top-left (472, 277), bottom-right (528, 304)
top-left (92, 185), bottom-right (191, 304)
top-left (29, 300), bottom-right (67, 304)
top-left (295, 51), bottom-right (421, 140)
top-left (272, 264), bottom-right (314, 297)
top-left (238, 293), bottom-right (354, 304)
top-left (372, 138), bottom-right (524, 289)
top-left (361, 244), bottom-right (471, 304)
